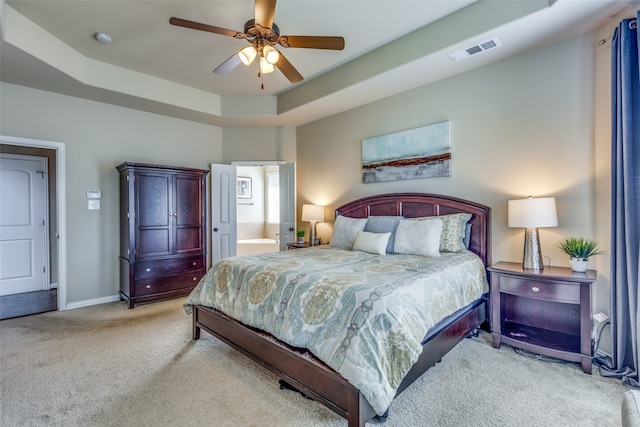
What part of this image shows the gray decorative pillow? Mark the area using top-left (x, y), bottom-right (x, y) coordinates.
top-left (439, 213), bottom-right (472, 252)
top-left (330, 215), bottom-right (367, 250)
top-left (352, 231), bottom-right (391, 255)
top-left (413, 213), bottom-right (472, 252)
top-left (463, 222), bottom-right (472, 249)
top-left (363, 216), bottom-right (402, 253)
top-left (394, 218), bottom-right (443, 257)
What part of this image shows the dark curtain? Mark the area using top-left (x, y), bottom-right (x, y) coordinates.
top-left (595, 12), bottom-right (640, 387)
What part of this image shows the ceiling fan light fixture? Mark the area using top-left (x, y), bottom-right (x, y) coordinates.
top-left (260, 57), bottom-right (275, 74)
top-left (263, 45), bottom-right (280, 64)
top-left (239, 46), bottom-right (257, 65)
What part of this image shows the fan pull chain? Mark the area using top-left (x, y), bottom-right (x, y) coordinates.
top-left (259, 70), bottom-right (265, 90)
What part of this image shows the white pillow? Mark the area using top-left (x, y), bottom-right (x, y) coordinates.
top-left (394, 218), bottom-right (443, 257)
top-left (352, 231), bottom-right (391, 255)
top-left (330, 216), bottom-right (367, 250)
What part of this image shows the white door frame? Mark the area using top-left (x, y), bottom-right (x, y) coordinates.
top-left (0, 135), bottom-right (67, 310)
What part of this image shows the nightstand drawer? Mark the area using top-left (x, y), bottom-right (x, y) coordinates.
top-left (500, 276), bottom-right (579, 303)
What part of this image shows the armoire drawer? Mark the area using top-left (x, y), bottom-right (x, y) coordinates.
top-left (134, 256), bottom-right (203, 280)
top-left (499, 275), bottom-right (579, 304)
top-left (134, 269), bottom-right (204, 296)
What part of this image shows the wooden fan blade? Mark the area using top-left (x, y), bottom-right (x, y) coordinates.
top-left (255, 0), bottom-right (276, 29)
top-left (279, 36), bottom-right (345, 50)
top-left (275, 53), bottom-right (303, 83)
top-left (170, 17), bottom-right (243, 38)
top-left (213, 52), bottom-right (243, 74)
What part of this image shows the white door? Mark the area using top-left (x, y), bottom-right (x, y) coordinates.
top-left (279, 163), bottom-right (296, 250)
top-left (210, 163), bottom-right (237, 264)
top-left (0, 154), bottom-right (50, 295)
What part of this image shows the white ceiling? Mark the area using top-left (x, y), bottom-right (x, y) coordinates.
top-left (1, 0), bottom-right (636, 127)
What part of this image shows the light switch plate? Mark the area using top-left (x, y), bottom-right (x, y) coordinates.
top-left (88, 200), bottom-right (101, 210)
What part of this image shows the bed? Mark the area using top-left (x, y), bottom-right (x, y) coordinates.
top-left (185, 193), bottom-right (491, 426)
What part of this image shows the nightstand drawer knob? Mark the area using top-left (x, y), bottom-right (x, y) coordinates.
top-left (146, 268), bottom-right (151, 272)
top-left (192, 277), bottom-right (197, 281)
top-left (532, 286), bottom-right (539, 292)
top-left (146, 285), bottom-right (151, 289)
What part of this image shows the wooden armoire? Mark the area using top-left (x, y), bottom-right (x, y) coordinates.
top-left (117, 162), bottom-right (208, 308)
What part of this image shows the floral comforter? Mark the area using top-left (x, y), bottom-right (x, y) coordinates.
top-left (184, 246), bottom-right (488, 415)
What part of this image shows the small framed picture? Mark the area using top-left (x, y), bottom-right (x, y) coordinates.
top-left (237, 176), bottom-right (252, 199)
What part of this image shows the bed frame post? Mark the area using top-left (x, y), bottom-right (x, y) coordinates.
top-left (347, 392), bottom-right (370, 427)
top-left (193, 309), bottom-right (201, 340)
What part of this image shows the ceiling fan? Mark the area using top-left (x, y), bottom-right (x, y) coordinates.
top-left (170, 0), bottom-right (345, 89)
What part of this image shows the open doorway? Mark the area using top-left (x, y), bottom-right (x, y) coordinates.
top-left (236, 165), bottom-right (281, 256)
top-left (0, 136), bottom-right (66, 318)
top-left (210, 162), bottom-right (295, 264)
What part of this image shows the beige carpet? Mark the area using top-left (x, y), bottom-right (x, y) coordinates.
top-left (0, 298), bottom-right (629, 426)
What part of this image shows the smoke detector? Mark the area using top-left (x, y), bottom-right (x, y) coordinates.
top-left (94, 32), bottom-right (112, 44)
top-left (449, 37), bottom-right (501, 62)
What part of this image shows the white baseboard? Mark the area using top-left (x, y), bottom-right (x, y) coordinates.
top-left (64, 294), bottom-right (121, 310)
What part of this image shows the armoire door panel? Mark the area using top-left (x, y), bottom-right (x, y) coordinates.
top-left (137, 174), bottom-right (171, 228)
top-left (176, 227), bottom-right (202, 253)
top-left (138, 229), bottom-right (171, 257)
top-left (175, 176), bottom-right (201, 227)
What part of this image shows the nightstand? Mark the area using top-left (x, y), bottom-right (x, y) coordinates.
top-left (488, 261), bottom-right (597, 374)
top-left (286, 242), bottom-right (311, 249)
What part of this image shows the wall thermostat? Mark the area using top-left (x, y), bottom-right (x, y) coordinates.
top-left (86, 189), bottom-right (102, 199)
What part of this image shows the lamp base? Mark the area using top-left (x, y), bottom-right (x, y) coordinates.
top-left (309, 221), bottom-right (316, 246)
top-left (523, 227), bottom-right (544, 270)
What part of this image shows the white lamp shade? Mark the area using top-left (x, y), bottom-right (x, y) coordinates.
top-left (301, 204), bottom-right (325, 222)
top-left (263, 45), bottom-right (280, 64)
top-left (238, 46), bottom-right (257, 65)
top-left (508, 197), bottom-right (558, 228)
top-left (259, 57), bottom-right (275, 74)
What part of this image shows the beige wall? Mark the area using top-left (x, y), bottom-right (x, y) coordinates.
top-left (0, 82), bottom-right (224, 304)
top-left (222, 127), bottom-right (296, 163)
top-left (297, 33), bottom-right (609, 325)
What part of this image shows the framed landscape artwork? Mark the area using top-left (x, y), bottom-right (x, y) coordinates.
top-left (362, 121), bottom-right (451, 183)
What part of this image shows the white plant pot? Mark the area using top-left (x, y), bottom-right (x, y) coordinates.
top-left (570, 257), bottom-right (589, 273)
top-left (297, 237), bottom-right (304, 244)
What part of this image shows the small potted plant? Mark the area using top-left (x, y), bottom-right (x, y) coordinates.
top-left (296, 230), bottom-right (305, 244)
top-left (557, 237), bottom-right (603, 272)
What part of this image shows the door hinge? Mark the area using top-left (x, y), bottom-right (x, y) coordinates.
top-left (42, 219), bottom-right (45, 226)
top-left (43, 266), bottom-right (46, 273)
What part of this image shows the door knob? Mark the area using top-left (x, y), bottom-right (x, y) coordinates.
top-left (289, 227), bottom-right (294, 232)
top-left (213, 227), bottom-right (219, 232)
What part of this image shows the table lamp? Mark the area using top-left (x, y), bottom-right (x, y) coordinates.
top-left (301, 204), bottom-right (325, 246)
top-left (508, 197), bottom-right (558, 270)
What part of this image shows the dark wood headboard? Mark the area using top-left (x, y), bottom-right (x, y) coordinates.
top-left (335, 193), bottom-right (491, 266)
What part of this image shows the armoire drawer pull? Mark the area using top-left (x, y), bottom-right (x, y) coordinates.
top-left (146, 285), bottom-right (151, 289)
top-left (531, 286), bottom-right (539, 292)
top-left (192, 277), bottom-right (197, 281)
top-left (193, 262), bottom-right (197, 266)
top-left (146, 268), bottom-right (151, 272)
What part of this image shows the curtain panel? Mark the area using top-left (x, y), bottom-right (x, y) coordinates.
top-left (596, 11), bottom-right (640, 387)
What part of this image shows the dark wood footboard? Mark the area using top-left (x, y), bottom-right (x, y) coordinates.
top-left (193, 296), bottom-right (486, 427)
